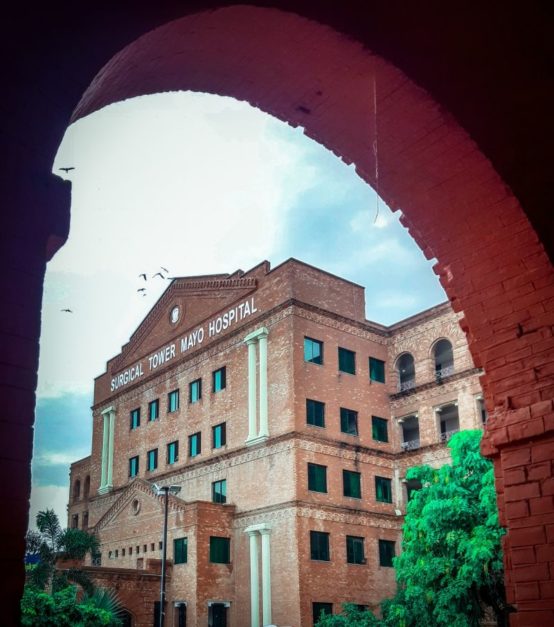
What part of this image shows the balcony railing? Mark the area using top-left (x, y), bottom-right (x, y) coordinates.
top-left (401, 439), bottom-right (420, 451)
top-left (435, 364), bottom-right (455, 380)
top-left (398, 379), bottom-right (416, 392)
top-left (440, 428), bottom-right (459, 442)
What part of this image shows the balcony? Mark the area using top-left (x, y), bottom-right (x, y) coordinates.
top-left (440, 428), bottom-right (459, 442)
top-left (398, 378), bottom-right (416, 392)
top-left (435, 364), bottom-right (455, 381)
top-left (401, 439), bottom-right (420, 451)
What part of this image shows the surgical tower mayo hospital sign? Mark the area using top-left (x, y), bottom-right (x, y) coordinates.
top-left (110, 297), bottom-right (258, 392)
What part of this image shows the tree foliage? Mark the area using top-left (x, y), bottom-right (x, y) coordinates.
top-left (25, 508), bottom-right (99, 593)
top-left (317, 431), bottom-right (509, 627)
top-left (21, 585), bottom-right (122, 626)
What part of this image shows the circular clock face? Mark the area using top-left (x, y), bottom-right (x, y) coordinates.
top-left (170, 306), bottom-right (180, 324)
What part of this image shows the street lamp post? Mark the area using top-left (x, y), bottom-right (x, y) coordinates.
top-left (152, 483), bottom-right (181, 627)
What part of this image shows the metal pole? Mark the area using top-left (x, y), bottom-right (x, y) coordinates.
top-left (159, 486), bottom-right (169, 627)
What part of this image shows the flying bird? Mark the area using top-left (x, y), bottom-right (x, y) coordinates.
top-left (152, 272), bottom-right (165, 279)
top-left (138, 273), bottom-right (147, 281)
top-left (61, 308), bottom-right (73, 313)
top-left (59, 167), bottom-right (75, 173)
top-left (137, 288), bottom-right (146, 293)
top-left (160, 266), bottom-right (169, 273)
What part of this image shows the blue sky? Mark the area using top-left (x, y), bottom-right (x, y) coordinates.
top-left (31, 92), bottom-right (446, 526)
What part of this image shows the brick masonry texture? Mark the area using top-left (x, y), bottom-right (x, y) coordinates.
top-left (68, 258), bottom-right (486, 626)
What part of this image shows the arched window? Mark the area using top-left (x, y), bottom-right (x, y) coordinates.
top-left (73, 479), bottom-right (81, 501)
top-left (396, 353), bottom-right (415, 391)
top-left (434, 339), bottom-right (454, 378)
top-left (84, 475), bottom-right (91, 499)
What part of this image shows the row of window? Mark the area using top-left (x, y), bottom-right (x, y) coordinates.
top-left (306, 399), bottom-right (389, 441)
top-left (308, 464), bottom-right (393, 503)
top-left (129, 367), bottom-right (227, 429)
top-left (310, 532), bottom-right (395, 567)
top-left (128, 423), bottom-right (227, 476)
top-left (107, 535), bottom-right (231, 565)
top-left (304, 337), bottom-right (386, 383)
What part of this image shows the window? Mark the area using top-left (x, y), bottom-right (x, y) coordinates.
top-left (378, 539), bottom-right (395, 567)
top-left (310, 531), bottom-right (330, 561)
top-left (304, 337), bottom-right (323, 364)
top-left (82, 511), bottom-right (89, 529)
top-left (174, 537), bottom-right (188, 564)
top-left (168, 389), bottom-right (179, 412)
top-left (212, 367), bottom-right (226, 392)
top-left (340, 407), bottom-right (358, 436)
top-left (308, 463), bottom-right (327, 493)
top-left (371, 416), bottom-right (388, 443)
top-left (209, 536), bottom-right (230, 563)
top-left (122, 548), bottom-right (125, 557)
top-left (346, 536), bottom-right (365, 564)
top-left (129, 456), bottom-right (139, 478)
top-left (189, 378), bottom-right (202, 403)
top-left (306, 399), bottom-right (325, 427)
top-left (370, 356), bottom-right (386, 383)
top-left (130, 408), bottom-right (140, 430)
top-left (434, 338), bottom-right (454, 378)
top-left (71, 514), bottom-right (78, 529)
top-left (343, 470), bottom-right (361, 499)
top-left (375, 476), bottom-right (392, 503)
top-left (167, 440), bottom-right (179, 464)
top-left (338, 347), bottom-right (356, 374)
top-left (477, 396), bottom-right (488, 424)
top-left (147, 448), bottom-right (158, 472)
top-left (396, 353), bottom-right (414, 391)
top-left (212, 422), bottom-right (226, 449)
top-left (313, 603), bottom-right (333, 625)
top-left (212, 479), bottom-right (227, 504)
top-left (148, 399), bottom-right (159, 421)
top-left (189, 432), bottom-right (201, 457)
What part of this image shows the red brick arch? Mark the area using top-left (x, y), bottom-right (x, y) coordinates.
top-left (70, 12), bottom-right (554, 622)
top-left (5, 5), bottom-right (552, 626)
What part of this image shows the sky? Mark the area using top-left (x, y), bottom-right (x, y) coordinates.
top-left (31, 91), bottom-right (446, 527)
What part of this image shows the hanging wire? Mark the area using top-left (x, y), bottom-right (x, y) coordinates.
top-left (372, 73), bottom-right (380, 224)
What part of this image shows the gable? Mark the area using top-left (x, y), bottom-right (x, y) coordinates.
top-left (112, 276), bottom-right (257, 371)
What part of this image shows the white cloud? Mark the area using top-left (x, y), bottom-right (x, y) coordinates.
top-left (34, 450), bottom-right (90, 466)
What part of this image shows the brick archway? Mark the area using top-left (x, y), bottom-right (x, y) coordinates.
top-left (3, 4), bottom-right (552, 625)
top-left (70, 8), bottom-right (554, 621)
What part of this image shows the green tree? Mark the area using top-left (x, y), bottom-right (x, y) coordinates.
top-left (21, 585), bottom-right (122, 626)
top-left (25, 508), bottom-right (99, 593)
top-left (317, 431), bottom-right (509, 627)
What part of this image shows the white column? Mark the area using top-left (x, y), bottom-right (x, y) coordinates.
top-left (260, 528), bottom-right (272, 626)
top-left (99, 413), bottom-right (109, 492)
top-left (246, 339), bottom-right (258, 442)
top-left (258, 332), bottom-right (269, 439)
top-left (106, 409), bottom-right (115, 488)
top-left (247, 530), bottom-right (260, 627)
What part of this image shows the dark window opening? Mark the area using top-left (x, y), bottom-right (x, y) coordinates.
top-left (306, 399), bottom-right (325, 427)
top-left (338, 347), bottom-right (356, 374)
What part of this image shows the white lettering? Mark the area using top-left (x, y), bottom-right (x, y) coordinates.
top-left (244, 300), bottom-right (251, 316)
top-left (209, 319), bottom-right (216, 337)
top-left (197, 328), bottom-right (204, 343)
top-left (222, 312), bottom-right (229, 330)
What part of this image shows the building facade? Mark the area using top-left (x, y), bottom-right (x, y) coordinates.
top-left (68, 259), bottom-right (484, 627)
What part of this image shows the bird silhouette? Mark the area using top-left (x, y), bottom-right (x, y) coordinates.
top-left (137, 288), bottom-right (146, 293)
top-left (59, 167), bottom-right (75, 173)
top-left (160, 266), bottom-right (169, 273)
top-left (138, 273), bottom-right (147, 281)
top-left (152, 272), bottom-right (165, 279)
top-left (61, 308), bottom-right (73, 313)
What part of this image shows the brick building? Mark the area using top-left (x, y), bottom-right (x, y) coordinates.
top-left (68, 258), bottom-right (484, 627)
